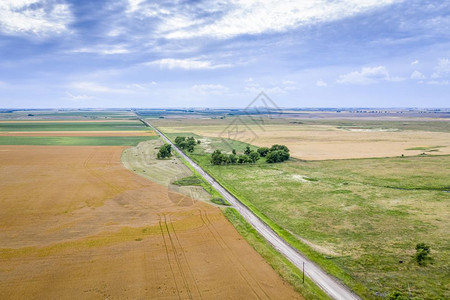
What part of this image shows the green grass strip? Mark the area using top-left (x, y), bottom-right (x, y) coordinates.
top-left (0, 136), bottom-right (157, 146)
top-left (223, 207), bottom-right (330, 300)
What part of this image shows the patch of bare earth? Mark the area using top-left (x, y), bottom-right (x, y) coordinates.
top-left (0, 145), bottom-right (301, 299)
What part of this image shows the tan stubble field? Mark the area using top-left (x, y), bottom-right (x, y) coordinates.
top-left (0, 145), bottom-right (300, 299)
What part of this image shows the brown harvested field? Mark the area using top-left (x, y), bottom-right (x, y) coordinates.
top-left (156, 122), bottom-right (450, 160)
top-left (0, 145), bottom-right (300, 299)
top-left (0, 131), bottom-right (156, 137)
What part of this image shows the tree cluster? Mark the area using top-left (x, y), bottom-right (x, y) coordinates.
top-left (265, 144), bottom-right (290, 163)
top-left (175, 136), bottom-right (200, 152)
top-left (211, 149), bottom-right (260, 165)
top-left (210, 144), bottom-right (290, 165)
top-left (157, 144), bottom-right (172, 159)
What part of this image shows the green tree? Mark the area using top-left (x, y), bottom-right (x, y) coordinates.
top-left (270, 144), bottom-right (290, 153)
top-left (227, 154), bottom-right (238, 164)
top-left (175, 136), bottom-right (185, 146)
top-left (257, 147), bottom-right (269, 157)
top-left (244, 146), bottom-right (251, 155)
top-left (175, 136), bottom-right (199, 152)
top-left (266, 149), bottom-right (290, 163)
top-left (157, 144), bottom-right (172, 159)
top-left (211, 150), bottom-right (225, 165)
top-left (187, 136), bottom-right (196, 147)
top-left (238, 154), bottom-right (251, 164)
top-left (232, 149), bottom-right (237, 155)
top-left (249, 151), bottom-right (260, 163)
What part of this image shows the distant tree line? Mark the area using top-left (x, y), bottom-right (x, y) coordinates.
top-left (175, 136), bottom-right (200, 152)
top-left (211, 144), bottom-right (289, 165)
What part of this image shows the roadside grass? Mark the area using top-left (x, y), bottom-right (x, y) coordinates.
top-left (162, 129), bottom-right (449, 299)
top-left (0, 136), bottom-right (157, 146)
top-left (173, 175), bottom-right (203, 186)
top-left (172, 150), bottom-right (231, 206)
top-left (205, 156), bottom-right (450, 299)
top-left (211, 197), bottom-right (228, 206)
top-left (0, 121), bottom-right (148, 131)
top-left (223, 207), bottom-right (330, 300)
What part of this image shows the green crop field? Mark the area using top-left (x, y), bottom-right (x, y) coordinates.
top-left (0, 110), bottom-right (136, 120)
top-left (0, 136), bottom-right (157, 146)
top-left (0, 121), bottom-right (148, 131)
top-left (164, 129), bottom-right (450, 299)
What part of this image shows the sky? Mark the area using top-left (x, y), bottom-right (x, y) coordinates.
top-left (0, 0), bottom-right (449, 108)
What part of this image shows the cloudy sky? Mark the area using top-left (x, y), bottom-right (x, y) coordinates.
top-left (0, 0), bottom-right (449, 108)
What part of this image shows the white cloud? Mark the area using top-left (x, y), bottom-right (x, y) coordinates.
top-left (65, 92), bottom-right (93, 101)
top-left (410, 70), bottom-right (425, 80)
top-left (126, 0), bottom-right (145, 14)
top-left (336, 66), bottom-right (394, 85)
top-left (245, 79), bottom-right (295, 94)
top-left (192, 84), bottom-right (228, 95)
top-left (411, 60), bottom-right (419, 65)
top-left (145, 58), bottom-right (232, 70)
top-left (426, 80), bottom-right (449, 86)
top-left (160, 0), bottom-right (401, 39)
top-left (431, 58), bottom-right (450, 78)
top-left (0, 0), bottom-right (72, 36)
top-left (71, 45), bottom-right (130, 55)
top-left (127, 83), bottom-right (145, 90)
top-left (316, 79), bottom-right (328, 87)
top-left (281, 80), bottom-right (297, 90)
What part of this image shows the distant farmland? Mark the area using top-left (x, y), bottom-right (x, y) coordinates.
top-left (154, 115), bottom-right (450, 299)
top-left (0, 115), bottom-right (301, 299)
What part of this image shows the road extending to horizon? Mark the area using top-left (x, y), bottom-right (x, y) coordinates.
top-left (139, 116), bottom-right (361, 300)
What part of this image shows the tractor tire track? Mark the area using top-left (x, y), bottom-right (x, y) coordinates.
top-left (167, 215), bottom-right (203, 299)
top-left (198, 209), bottom-right (264, 300)
top-left (162, 214), bottom-right (193, 300)
top-left (158, 214), bottom-right (182, 300)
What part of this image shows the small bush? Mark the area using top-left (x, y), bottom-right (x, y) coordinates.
top-left (387, 291), bottom-right (408, 300)
top-left (415, 242), bottom-right (431, 266)
top-left (211, 197), bottom-right (229, 206)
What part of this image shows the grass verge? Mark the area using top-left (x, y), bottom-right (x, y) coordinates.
top-left (172, 150), bottom-right (230, 206)
top-left (223, 207), bottom-right (330, 300)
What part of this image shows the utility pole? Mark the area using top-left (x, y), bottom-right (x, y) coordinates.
top-left (303, 262), bottom-right (305, 283)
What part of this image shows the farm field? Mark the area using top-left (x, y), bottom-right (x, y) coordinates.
top-left (122, 139), bottom-right (212, 203)
top-left (156, 117), bottom-right (449, 299)
top-left (0, 109), bottom-right (136, 120)
top-left (0, 130), bottom-right (156, 136)
top-left (152, 117), bottom-right (450, 160)
top-left (0, 121), bottom-right (148, 132)
top-left (202, 156), bottom-right (449, 298)
top-left (0, 121), bottom-right (300, 298)
top-left (0, 136), bottom-right (158, 146)
top-left (0, 120), bottom-right (156, 146)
